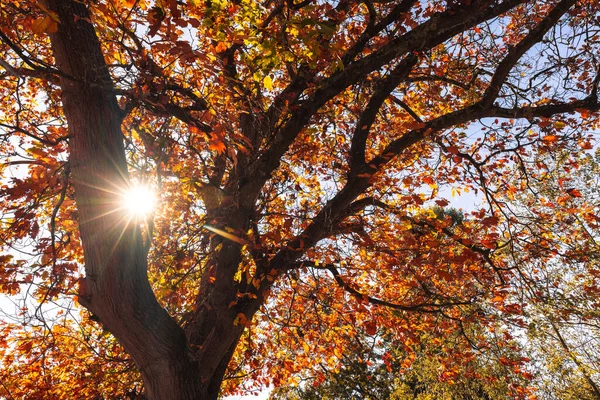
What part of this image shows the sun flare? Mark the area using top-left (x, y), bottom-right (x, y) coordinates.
top-left (122, 185), bottom-right (157, 217)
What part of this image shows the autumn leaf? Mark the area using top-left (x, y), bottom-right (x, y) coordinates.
top-left (263, 75), bottom-right (273, 90)
top-left (446, 145), bottom-right (460, 155)
top-left (31, 16), bottom-right (58, 34)
top-left (553, 121), bottom-right (566, 129)
top-left (147, 5), bottom-right (165, 36)
top-left (542, 135), bottom-right (559, 143)
top-left (364, 320), bottom-right (378, 336)
top-left (215, 42), bottom-right (228, 53)
top-left (480, 216), bottom-right (499, 227)
top-left (209, 135), bottom-right (227, 154)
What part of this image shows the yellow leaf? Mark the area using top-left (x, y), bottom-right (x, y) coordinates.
top-left (32, 16), bottom-right (58, 34)
top-left (303, 342), bottom-right (310, 353)
top-left (233, 313), bottom-right (248, 326)
top-left (263, 75), bottom-right (273, 90)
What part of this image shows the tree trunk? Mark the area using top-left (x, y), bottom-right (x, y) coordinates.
top-left (43, 1), bottom-right (252, 398)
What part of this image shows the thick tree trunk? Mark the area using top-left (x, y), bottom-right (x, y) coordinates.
top-left (43, 1), bottom-right (251, 398)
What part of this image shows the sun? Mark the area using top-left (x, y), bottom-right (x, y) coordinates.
top-left (122, 184), bottom-right (157, 217)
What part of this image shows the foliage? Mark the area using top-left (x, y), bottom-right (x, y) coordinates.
top-left (269, 324), bottom-right (529, 400)
top-left (498, 149), bottom-right (600, 399)
top-left (0, 0), bottom-right (599, 398)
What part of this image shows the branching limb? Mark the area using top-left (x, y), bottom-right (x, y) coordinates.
top-left (481, 0), bottom-right (577, 107)
top-left (0, 29), bottom-right (69, 81)
top-left (349, 53), bottom-right (419, 171)
top-left (0, 122), bottom-right (67, 146)
top-left (292, 261), bottom-right (474, 313)
top-left (243, 0), bottom-right (524, 203)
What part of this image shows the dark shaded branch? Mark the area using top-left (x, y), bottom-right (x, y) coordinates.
top-left (341, 0), bottom-right (418, 65)
top-left (371, 92), bottom-right (600, 171)
top-left (141, 99), bottom-right (212, 134)
top-left (0, 122), bottom-right (68, 146)
top-left (0, 58), bottom-right (60, 85)
top-left (389, 95), bottom-right (423, 122)
top-left (490, 96), bottom-right (600, 119)
top-left (243, 0), bottom-right (524, 204)
top-left (0, 29), bottom-right (67, 79)
top-left (294, 261), bottom-right (473, 313)
top-left (346, 196), bottom-right (389, 215)
top-left (407, 74), bottom-right (469, 90)
top-left (481, 0), bottom-right (577, 107)
top-left (591, 66), bottom-right (600, 100)
top-left (349, 53), bottom-right (419, 171)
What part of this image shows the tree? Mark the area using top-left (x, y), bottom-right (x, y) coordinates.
top-left (0, 0), bottom-right (599, 398)
top-left (495, 148), bottom-right (600, 399)
top-left (269, 324), bottom-right (529, 400)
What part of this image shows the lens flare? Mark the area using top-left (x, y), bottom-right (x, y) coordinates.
top-left (122, 185), bottom-right (156, 217)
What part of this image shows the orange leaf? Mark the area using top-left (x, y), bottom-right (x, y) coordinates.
top-left (209, 136), bottom-right (227, 154)
top-left (446, 146), bottom-right (460, 155)
top-left (405, 121), bottom-right (425, 130)
top-left (542, 135), bottom-right (559, 143)
top-left (215, 42), bottom-right (228, 53)
top-left (566, 188), bottom-right (582, 198)
top-left (31, 16), bottom-right (58, 34)
top-left (364, 320), bottom-right (377, 336)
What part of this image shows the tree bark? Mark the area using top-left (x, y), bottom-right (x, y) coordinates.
top-left (43, 1), bottom-right (219, 398)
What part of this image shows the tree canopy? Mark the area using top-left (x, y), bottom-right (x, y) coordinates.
top-left (0, 0), bottom-right (599, 399)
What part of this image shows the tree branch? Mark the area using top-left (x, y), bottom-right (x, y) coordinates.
top-left (349, 53), bottom-right (419, 172)
top-left (294, 261), bottom-right (474, 313)
top-left (242, 0), bottom-right (524, 204)
top-left (481, 0), bottom-right (577, 107)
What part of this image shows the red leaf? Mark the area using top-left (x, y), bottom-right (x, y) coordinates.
top-left (364, 320), bottom-right (377, 336)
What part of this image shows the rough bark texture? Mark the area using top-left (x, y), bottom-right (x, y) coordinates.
top-left (43, 1), bottom-right (271, 397)
top-left (44, 1), bottom-right (209, 398)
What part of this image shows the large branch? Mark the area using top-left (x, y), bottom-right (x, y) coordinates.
top-left (340, 0), bottom-right (419, 65)
top-left (241, 0), bottom-right (526, 205)
top-left (349, 53), bottom-right (419, 171)
top-left (481, 0), bottom-right (578, 107)
top-left (294, 261), bottom-right (474, 313)
top-left (265, 93), bottom-right (598, 286)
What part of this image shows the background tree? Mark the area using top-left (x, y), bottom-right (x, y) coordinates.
top-left (269, 323), bottom-right (529, 400)
top-left (0, 0), bottom-right (599, 399)
top-left (495, 148), bottom-right (600, 399)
